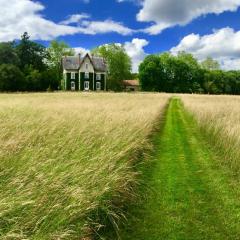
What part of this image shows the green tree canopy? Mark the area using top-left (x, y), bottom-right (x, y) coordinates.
top-left (0, 64), bottom-right (24, 91)
top-left (92, 44), bottom-right (132, 91)
top-left (0, 42), bottom-right (20, 66)
top-left (16, 32), bottom-right (47, 71)
top-left (47, 40), bottom-right (75, 83)
top-left (201, 57), bottom-right (220, 70)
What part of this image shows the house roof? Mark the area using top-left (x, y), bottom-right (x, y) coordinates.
top-left (62, 53), bottom-right (107, 72)
top-left (62, 56), bottom-right (80, 70)
top-left (123, 80), bottom-right (139, 86)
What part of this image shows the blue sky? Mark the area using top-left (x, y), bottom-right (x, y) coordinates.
top-left (1, 0), bottom-right (240, 71)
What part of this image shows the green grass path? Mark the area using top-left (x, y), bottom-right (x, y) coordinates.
top-left (118, 98), bottom-right (240, 240)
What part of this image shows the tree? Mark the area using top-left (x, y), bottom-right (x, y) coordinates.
top-left (0, 42), bottom-right (20, 66)
top-left (16, 32), bottom-right (47, 71)
top-left (92, 44), bottom-right (132, 91)
top-left (139, 55), bottom-right (165, 91)
top-left (176, 52), bottom-right (204, 93)
top-left (139, 52), bottom-right (205, 93)
top-left (47, 40), bottom-right (75, 86)
top-left (0, 64), bottom-right (24, 91)
top-left (201, 57), bottom-right (220, 70)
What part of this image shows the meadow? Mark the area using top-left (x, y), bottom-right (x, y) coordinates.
top-left (181, 94), bottom-right (240, 173)
top-left (1, 93), bottom-right (240, 240)
top-left (0, 93), bottom-right (169, 239)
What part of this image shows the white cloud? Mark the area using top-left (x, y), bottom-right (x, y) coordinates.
top-left (0, 0), bottom-right (134, 42)
top-left (80, 20), bottom-right (134, 35)
top-left (124, 38), bottom-right (149, 72)
top-left (74, 47), bottom-right (90, 55)
top-left (60, 14), bottom-right (90, 25)
top-left (135, 0), bottom-right (240, 34)
top-left (73, 38), bottom-right (149, 72)
top-left (170, 27), bottom-right (240, 70)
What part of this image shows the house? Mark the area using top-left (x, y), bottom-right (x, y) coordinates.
top-left (123, 80), bottom-right (140, 92)
top-left (62, 53), bottom-right (107, 91)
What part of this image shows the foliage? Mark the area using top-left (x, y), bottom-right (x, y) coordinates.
top-left (139, 52), bottom-right (240, 94)
top-left (92, 44), bottom-right (132, 91)
top-left (0, 42), bottom-right (20, 66)
top-left (0, 64), bottom-right (24, 91)
top-left (0, 33), bottom-right (66, 92)
top-left (16, 32), bottom-right (47, 71)
top-left (47, 40), bottom-right (75, 85)
top-left (201, 56), bottom-right (220, 70)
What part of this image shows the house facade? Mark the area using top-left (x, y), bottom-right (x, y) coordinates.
top-left (62, 53), bottom-right (107, 91)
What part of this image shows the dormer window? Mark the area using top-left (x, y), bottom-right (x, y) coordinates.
top-left (96, 73), bottom-right (101, 81)
top-left (85, 72), bottom-right (89, 79)
top-left (71, 72), bottom-right (75, 79)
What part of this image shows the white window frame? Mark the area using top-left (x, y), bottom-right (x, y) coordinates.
top-left (71, 72), bottom-right (75, 79)
top-left (86, 63), bottom-right (89, 70)
top-left (84, 81), bottom-right (90, 90)
top-left (85, 72), bottom-right (89, 79)
top-left (96, 73), bottom-right (101, 81)
top-left (96, 82), bottom-right (101, 90)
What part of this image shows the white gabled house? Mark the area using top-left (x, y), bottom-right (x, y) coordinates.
top-left (62, 53), bottom-right (107, 91)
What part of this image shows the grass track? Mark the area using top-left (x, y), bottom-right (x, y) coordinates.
top-left (118, 98), bottom-right (240, 240)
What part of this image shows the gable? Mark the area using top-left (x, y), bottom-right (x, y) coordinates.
top-left (79, 55), bottom-right (94, 72)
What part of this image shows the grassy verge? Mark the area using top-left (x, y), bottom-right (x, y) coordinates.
top-left (0, 92), bottom-right (169, 239)
top-left (117, 98), bottom-right (240, 240)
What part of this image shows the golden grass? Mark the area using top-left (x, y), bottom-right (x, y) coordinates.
top-left (0, 92), bottom-right (169, 239)
top-left (181, 94), bottom-right (240, 172)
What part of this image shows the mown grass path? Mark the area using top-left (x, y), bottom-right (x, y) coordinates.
top-left (118, 98), bottom-right (240, 240)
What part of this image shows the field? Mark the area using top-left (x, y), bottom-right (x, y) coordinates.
top-left (0, 93), bottom-right (169, 239)
top-left (0, 93), bottom-right (240, 240)
top-left (181, 95), bottom-right (240, 172)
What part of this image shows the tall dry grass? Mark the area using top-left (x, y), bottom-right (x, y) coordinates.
top-left (181, 94), bottom-right (240, 172)
top-left (0, 92), bottom-right (169, 239)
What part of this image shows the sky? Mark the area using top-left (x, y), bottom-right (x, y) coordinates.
top-left (1, 0), bottom-right (240, 72)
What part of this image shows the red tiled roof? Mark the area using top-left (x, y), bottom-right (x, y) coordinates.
top-left (123, 80), bottom-right (139, 86)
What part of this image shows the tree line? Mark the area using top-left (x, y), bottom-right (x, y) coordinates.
top-left (139, 52), bottom-right (240, 94)
top-left (0, 33), bottom-right (133, 92)
top-left (1, 33), bottom-right (240, 94)
top-left (0, 32), bottom-right (77, 92)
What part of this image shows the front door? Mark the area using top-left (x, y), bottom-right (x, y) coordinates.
top-left (84, 81), bottom-right (90, 91)
top-left (71, 81), bottom-right (75, 91)
top-left (96, 82), bottom-right (101, 91)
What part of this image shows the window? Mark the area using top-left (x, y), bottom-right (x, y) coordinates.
top-left (84, 81), bottom-right (90, 90)
top-left (96, 82), bottom-right (101, 90)
top-left (71, 72), bottom-right (75, 79)
top-left (96, 73), bottom-right (101, 81)
top-left (86, 63), bottom-right (88, 70)
top-left (85, 72), bottom-right (89, 79)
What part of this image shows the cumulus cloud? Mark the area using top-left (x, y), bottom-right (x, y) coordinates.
top-left (136, 0), bottom-right (240, 34)
top-left (73, 38), bottom-right (149, 72)
top-left (60, 14), bottom-right (90, 25)
top-left (0, 0), bottom-right (134, 42)
top-left (79, 20), bottom-right (134, 35)
top-left (124, 38), bottom-right (149, 72)
top-left (74, 47), bottom-right (90, 55)
top-left (171, 27), bottom-right (240, 70)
